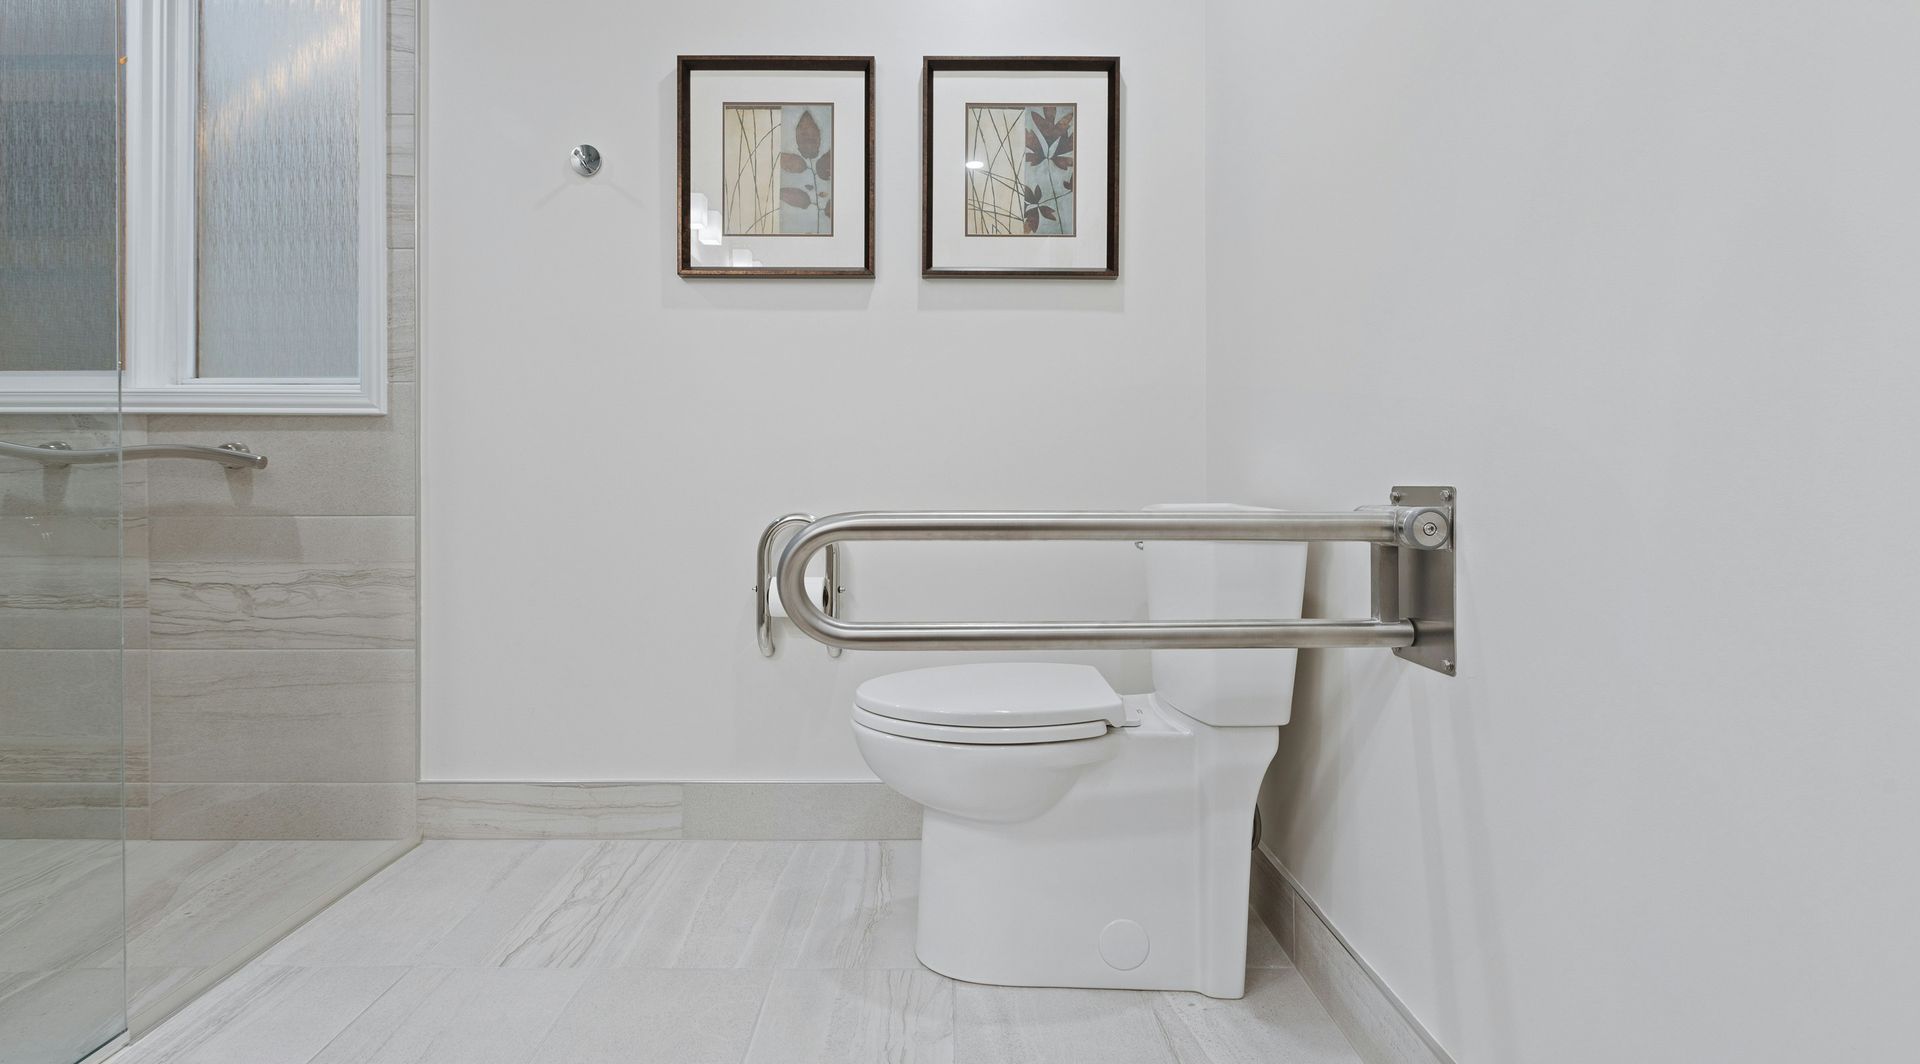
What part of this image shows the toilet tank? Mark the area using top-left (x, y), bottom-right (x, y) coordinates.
top-left (1145, 503), bottom-right (1309, 726)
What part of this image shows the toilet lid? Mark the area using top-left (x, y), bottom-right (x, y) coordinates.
top-left (853, 663), bottom-right (1125, 729)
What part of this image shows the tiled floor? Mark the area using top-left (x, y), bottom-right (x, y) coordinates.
top-left (0, 837), bottom-right (396, 1060)
top-left (118, 840), bottom-right (1363, 1064)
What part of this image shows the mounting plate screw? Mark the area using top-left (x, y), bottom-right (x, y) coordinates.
top-left (1442, 659), bottom-right (1455, 673)
top-left (570, 144), bottom-right (603, 177)
top-left (1391, 491), bottom-right (1404, 502)
top-left (1441, 488), bottom-right (1454, 501)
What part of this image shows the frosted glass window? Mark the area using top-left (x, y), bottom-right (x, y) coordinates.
top-left (0, 0), bottom-right (120, 373)
top-left (196, 0), bottom-right (360, 379)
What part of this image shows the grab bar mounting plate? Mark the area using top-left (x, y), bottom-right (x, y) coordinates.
top-left (1383, 485), bottom-right (1456, 675)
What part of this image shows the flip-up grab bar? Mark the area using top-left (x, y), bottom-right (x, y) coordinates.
top-left (755, 513), bottom-right (843, 658)
top-left (773, 487), bottom-right (1459, 674)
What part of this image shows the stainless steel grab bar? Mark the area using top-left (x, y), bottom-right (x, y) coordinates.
top-left (773, 487), bottom-right (1459, 673)
top-left (0, 440), bottom-right (268, 469)
top-left (754, 513), bottom-right (842, 658)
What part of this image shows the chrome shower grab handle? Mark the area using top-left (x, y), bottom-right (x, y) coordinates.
top-left (0, 439), bottom-right (268, 469)
top-left (755, 513), bottom-right (842, 658)
top-left (773, 488), bottom-right (1459, 674)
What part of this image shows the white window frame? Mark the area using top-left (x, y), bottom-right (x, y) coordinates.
top-left (0, 0), bottom-right (387, 415)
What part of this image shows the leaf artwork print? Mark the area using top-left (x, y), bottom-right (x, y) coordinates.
top-left (964, 103), bottom-right (1075, 236)
top-left (723, 103), bottom-right (834, 235)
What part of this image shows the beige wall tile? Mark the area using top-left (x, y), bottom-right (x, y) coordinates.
top-left (417, 783), bottom-right (682, 839)
top-left (149, 517), bottom-right (416, 649)
top-left (389, 175), bottom-right (415, 249)
top-left (151, 650), bottom-right (417, 784)
top-left (388, 252), bottom-right (417, 383)
top-left (387, 114), bottom-right (415, 177)
top-left (1295, 890), bottom-right (1450, 1064)
top-left (0, 413), bottom-right (142, 518)
top-left (388, 0), bottom-right (417, 116)
top-left (1251, 845), bottom-right (1295, 961)
top-left (149, 783), bottom-right (416, 841)
top-left (0, 782), bottom-right (125, 839)
top-left (0, 515), bottom-right (125, 650)
top-left (0, 650), bottom-right (124, 783)
top-left (681, 783), bottom-right (922, 840)
top-left (145, 385), bottom-right (417, 517)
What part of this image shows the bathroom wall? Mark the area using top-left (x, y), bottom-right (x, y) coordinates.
top-left (131, 0), bottom-right (421, 841)
top-left (1206, 1), bottom-right (1920, 1061)
top-left (419, 0), bottom-right (1209, 781)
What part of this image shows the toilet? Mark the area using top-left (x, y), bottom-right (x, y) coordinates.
top-left (849, 504), bottom-right (1307, 999)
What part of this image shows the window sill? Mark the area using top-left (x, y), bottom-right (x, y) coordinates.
top-left (0, 373), bottom-right (388, 416)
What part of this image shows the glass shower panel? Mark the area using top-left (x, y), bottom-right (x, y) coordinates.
top-left (0, 1), bottom-right (128, 1062)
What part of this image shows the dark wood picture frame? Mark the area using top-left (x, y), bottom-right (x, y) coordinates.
top-left (676, 55), bottom-right (876, 278)
top-left (921, 56), bottom-right (1120, 279)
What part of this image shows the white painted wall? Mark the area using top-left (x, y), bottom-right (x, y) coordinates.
top-left (419, 0), bottom-right (1207, 780)
top-left (1207, 2), bottom-right (1920, 1061)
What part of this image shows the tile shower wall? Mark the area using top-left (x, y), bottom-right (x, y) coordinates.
top-left (131, 0), bottom-right (420, 841)
top-left (0, 415), bottom-right (145, 839)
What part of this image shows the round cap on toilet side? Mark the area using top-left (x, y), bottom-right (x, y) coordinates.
top-left (853, 663), bottom-right (1125, 728)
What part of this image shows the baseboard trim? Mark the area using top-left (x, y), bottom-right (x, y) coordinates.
top-left (416, 781), bottom-right (922, 840)
top-left (1251, 846), bottom-right (1457, 1064)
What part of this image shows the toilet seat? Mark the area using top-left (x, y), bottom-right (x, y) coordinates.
top-left (852, 705), bottom-right (1109, 744)
top-left (852, 663), bottom-right (1127, 745)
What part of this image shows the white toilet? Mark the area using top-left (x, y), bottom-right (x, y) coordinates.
top-left (849, 504), bottom-right (1307, 999)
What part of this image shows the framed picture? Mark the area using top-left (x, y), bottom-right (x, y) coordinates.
top-left (677, 56), bottom-right (875, 278)
top-left (921, 56), bottom-right (1119, 279)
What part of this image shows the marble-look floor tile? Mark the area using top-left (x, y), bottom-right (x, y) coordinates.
top-left (263, 840), bottom-right (596, 967)
top-left (416, 782), bottom-right (681, 839)
top-left (484, 840), bottom-right (704, 968)
top-left (0, 839), bottom-right (123, 973)
top-left (124, 842), bottom-right (1373, 1064)
top-left (114, 964), bottom-right (404, 1064)
top-left (744, 969), bottom-right (954, 1064)
top-left (0, 967), bottom-right (124, 1064)
top-left (528, 970), bottom-right (768, 1064)
top-left (127, 840), bottom-right (398, 968)
top-left (308, 967), bottom-right (586, 1064)
top-left (491, 837), bottom-right (917, 967)
top-left (661, 841), bottom-right (918, 970)
top-left (306, 839), bottom-right (921, 971)
top-left (1153, 969), bottom-right (1361, 1064)
top-left (130, 966), bottom-right (206, 1018)
top-left (953, 985), bottom-right (1184, 1064)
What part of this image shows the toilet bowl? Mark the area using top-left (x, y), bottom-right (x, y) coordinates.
top-left (849, 505), bottom-right (1308, 999)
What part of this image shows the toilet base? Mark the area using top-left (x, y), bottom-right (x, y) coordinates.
top-left (912, 697), bottom-right (1277, 999)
